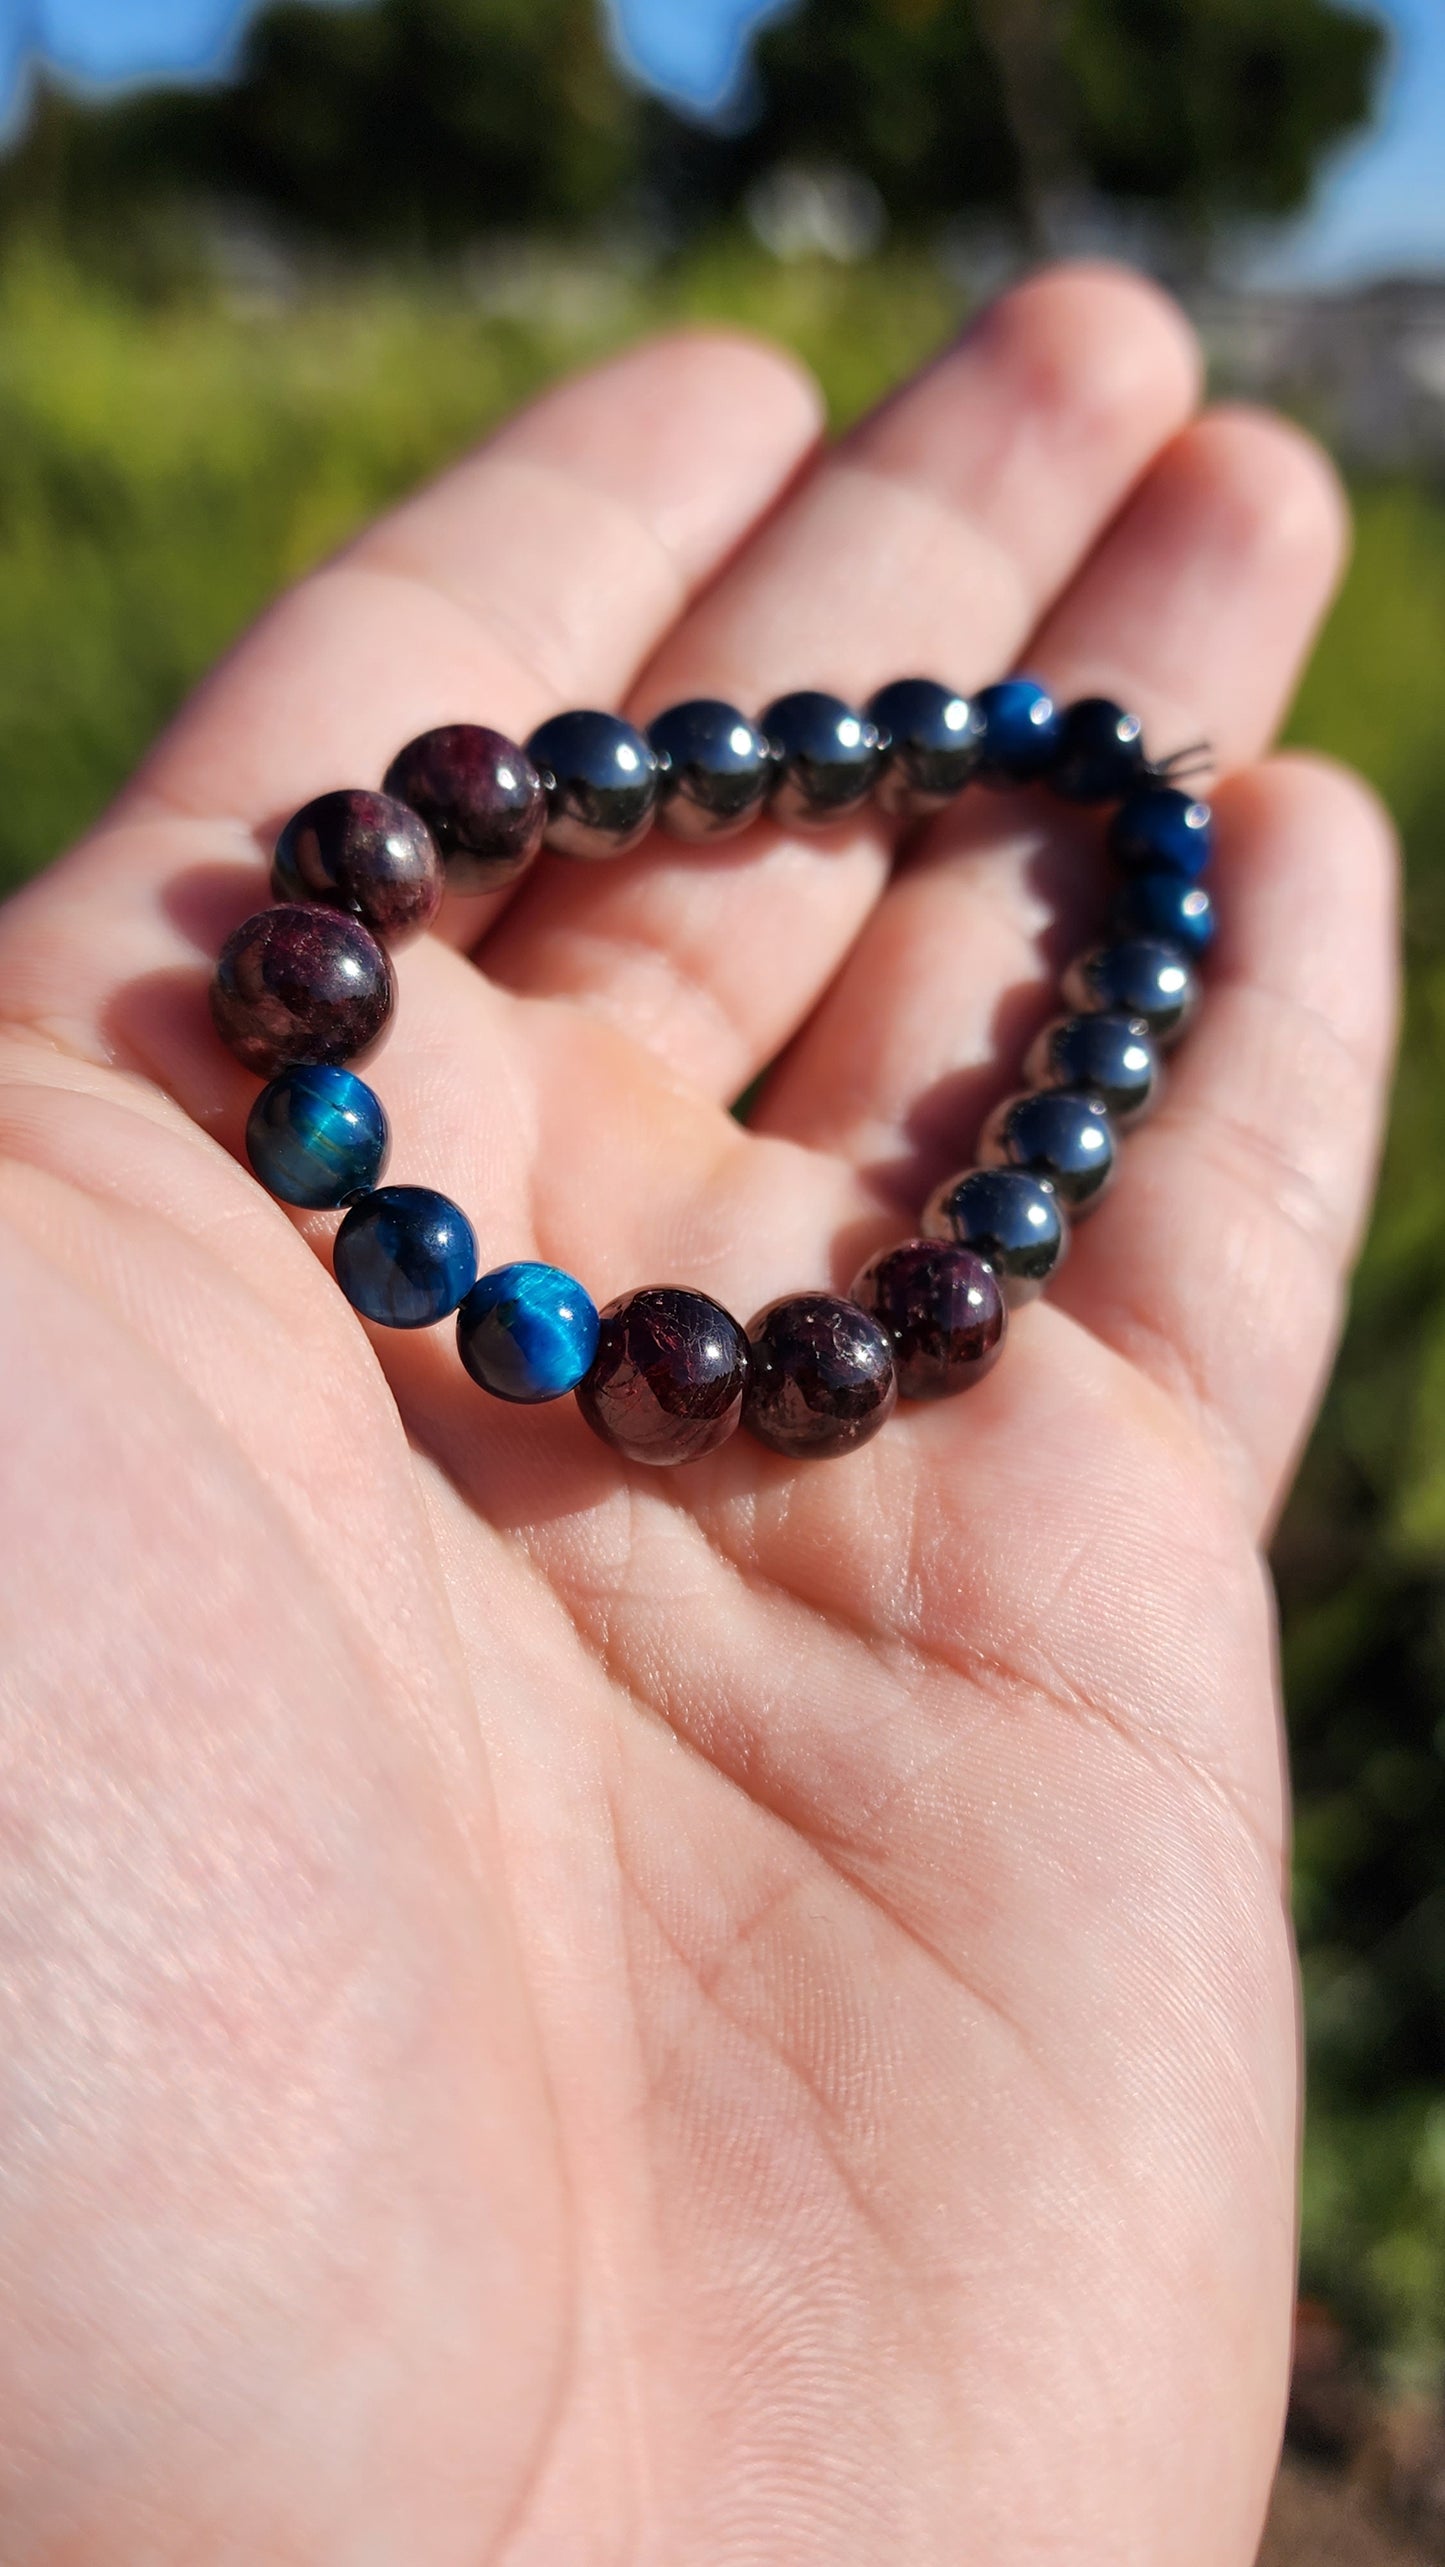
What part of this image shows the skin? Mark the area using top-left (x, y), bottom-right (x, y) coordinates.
top-left (0, 264), bottom-right (1398, 2564)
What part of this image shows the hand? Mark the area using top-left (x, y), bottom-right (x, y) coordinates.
top-left (0, 264), bottom-right (1396, 2565)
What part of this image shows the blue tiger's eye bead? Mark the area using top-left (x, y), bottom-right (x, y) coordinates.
top-left (971, 677), bottom-right (1062, 787)
top-left (1025, 1010), bottom-right (1160, 1128)
top-left (922, 1165), bottom-right (1067, 1305)
top-left (1048, 697), bottom-right (1147, 804)
top-left (979, 1089), bottom-right (1117, 1213)
top-left (1062, 938), bottom-right (1198, 1047)
top-left (458, 1261), bottom-right (600, 1403)
top-left (1108, 784), bottom-right (1213, 878)
top-left (760, 690), bottom-right (882, 828)
top-left (526, 710), bottom-right (660, 860)
top-left (246, 1064), bottom-right (390, 1209)
top-left (333, 1185), bottom-right (478, 1329)
top-left (866, 677), bottom-right (983, 816)
top-left (1110, 871), bottom-right (1216, 954)
top-left (648, 699), bottom-right (774, 840)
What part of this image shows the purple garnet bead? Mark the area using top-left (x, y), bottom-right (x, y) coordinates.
top-left (210, 905), bottom-right (396, 1078)
top-left (852, 1238), bottom-right (1007, 1402)
top-left (743, 1292), bottom-right (898, 1460)
top-left (576, 1286), bottom-right (749, 1466)
top-left (383, 724), bottom-right (546, 894)
top-left (271, 788), bottom-right (443, 945)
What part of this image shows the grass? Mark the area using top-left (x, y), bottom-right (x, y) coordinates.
top-left (0, 234), bottom-right (1442, 2373)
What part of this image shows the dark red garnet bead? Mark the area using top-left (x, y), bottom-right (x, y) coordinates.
top-left (209, 905), bottom-right (396, 1078)
top-left (383, 724), bottom-right (546, 894)
top-left (576, 1286), bottom-right (749, 1467)
top-left (271, 789), bottom-right (443, 945)
top-left (852, 1239), bottom-right (1007, 1402)
top-left (743, 1292), bottom-right (897, 1460)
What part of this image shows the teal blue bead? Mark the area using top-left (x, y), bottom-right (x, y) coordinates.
top-left (245, 1064), bottom-right (390, 1208)
top-left (458, 1261), bottom-right (600, 1403)
top-left (1109, 786), bottom-right (1213, 878)
top-left (1111, 871), bottom-right (1216, 953)
top-left (333, 1186), bottom-right (478, 1328)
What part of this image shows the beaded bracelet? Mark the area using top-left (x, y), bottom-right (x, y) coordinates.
top-left (210, 677), bottom-right (1215, 1466)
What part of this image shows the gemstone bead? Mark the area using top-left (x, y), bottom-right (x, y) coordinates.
top-left (576, 1286), bottom-right (749, 1466)
top-left (971, 677), bottom-right (1062, 787)
top-left (333, 1186), bottom-right (478, 1329)
top-left (1025, 1010), bottom-right (1159, 1128)
top-left (383, 725), bottom-right (546, 894)
top-left (245, 1064), bottom-right (390, 1209)
top-left (1062, 938), bottom-right (1198, 1047)
top-left (648, 699), bottom-right (774, 840)
top-left (852, 1239), bottom-right (1006, 1401)
top-left (760, 691), bottom-right (881, 828)
top-left (866, 677), bottom-right (982, 816)
top-left (210, 905), bottom-right (396, 1078)
top-left (526, 710), bottom-right (660, 860)
top-left (1048, 697), bottom-right (1147, 804)
top-left (1111, 871), bottom-right (1216, 953)
top-left (271, 789), bottom-right (443, 945)
top-left (457, 1261), bottom-right (600, 1404)
top-left (1109, 784), bottom-right (1213, 878)
top-left (922, 1165), bottom-right (1066, 1305)
top-left (742, 1293), bottom-right (897, 1459)
top-left (979, 1089), bottom-right (1117, 1213)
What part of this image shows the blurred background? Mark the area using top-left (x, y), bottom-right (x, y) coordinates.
top-left (0, 0), bottom-right (1441, 2550)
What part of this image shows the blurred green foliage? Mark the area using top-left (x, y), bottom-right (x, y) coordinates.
top-left (0, 237), bottom-right (1439, 2369)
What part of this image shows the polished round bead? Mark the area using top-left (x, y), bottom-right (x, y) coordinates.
top-left (1110, 870), bottom-right (1216, 953)
top-left (333, 1186), bottom-right (478, 1329)
top-left (921, 1165), bottom-right (1067, 1305)
top-left (866, 677), bottom-right (983, 816)
top-left (245, 1064), bottom-right (390, 1208)
top-left (760, 691), bottom-right (881, 828)
top-left (742, 1293), bottom-right (897, 1459)
top-left (979, 1089), bottom-right (1117, 1213)
top-left (1048, 697), bottom-right (1147, 804)
top-left (1025, 1010), bottom-right (1160, 1128)
top-left (458, 1261), bottom-right (600, 1404)
top-left (852, 1239), bottom-right (1006, 1402)
top-left (576, 1286), bottom-right (749, 1466)
top-left (526, 710), bottom-right (660, 860)
top-left (383, 725), bottom-right (546, 894)
top-left (210, 905), bottom-right (396, 1078)
top-left (1108, 783), bottom-right (1213, 878)
top-left (971, 677), bottom-right (1062, 788)
top-left (648, 699), bottom-right (774, 841)
top-left (1062, 937), bottom-right (1198, 1047)
top-left (271, 788), bottom-right (443, 945)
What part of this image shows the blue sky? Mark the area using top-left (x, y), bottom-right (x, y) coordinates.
top-left (5, 0), bottom-right (1445, 284)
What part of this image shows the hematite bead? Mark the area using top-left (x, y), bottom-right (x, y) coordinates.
top-left (383, 726), bottom-right (546, 894)
top-left (576, 1286), bottom-right (749, 1466)
top-left (526, 710), bottom-right (660, 860)
top-left (1048, 697), bottom-right (1146, 804)
top-left (271, 789), bottom-right (442, 945)
top-left (1109, 784), bottom-right (1213, 878)
top-left (852, 1239), bottom-right (1006, 1402)
top-left (922, 1165), bottom-right (1066, 1305)
top-left (458, 1261), bottom-right (600, 1403)
top-left (1062, 938), bottom-right (1198, 1047)
top-left (760, 690), bottom-right (881, 828)
top-left (648, 700), bottom-right (773, 840)
top-left (742, 1293), bottom-right (897, 1459)
top-left (1111, 871), bottom-right (1215, 954)
top-left (866, 677), bottom-right (983, 816)
top-left (210, 905), bottom-right (396, 1078)
top-left (1025, 1010), bottom-right (1159, 1128)
top-left (333, 1186), bottom-right (478, 1329)
top-left (979, 1089), bottom-right (1117, 1213)
top-left (971, 677), bottom-right (1062, 787)
top-left (246, 1064), bottom-right (390, 1208)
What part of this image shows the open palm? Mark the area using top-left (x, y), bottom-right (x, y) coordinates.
top-left (0, 266), bottom-right (1397, 2564)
